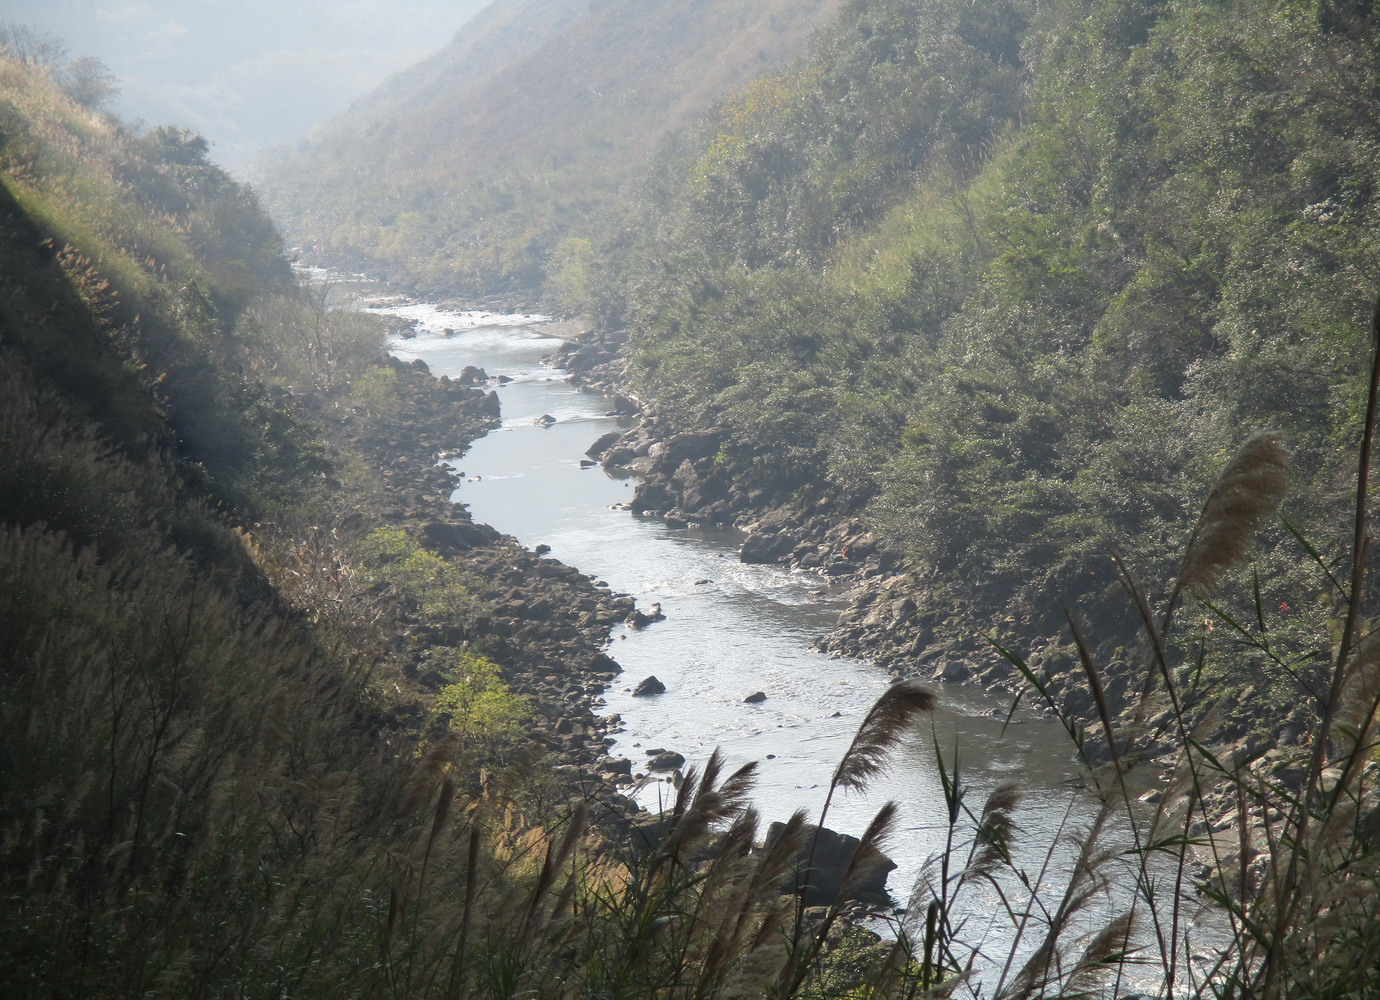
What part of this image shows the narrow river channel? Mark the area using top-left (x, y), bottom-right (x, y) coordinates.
top-left (371, 299), bottom-right (1212, 988)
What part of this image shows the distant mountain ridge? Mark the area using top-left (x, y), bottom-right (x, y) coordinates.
top-left (261, 0), bottom-right (839, 295)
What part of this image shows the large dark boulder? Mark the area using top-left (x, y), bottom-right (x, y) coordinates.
top-left (631, 482), bottom-right (677, 514)
top-left (633, 675), bottom-right (666, 696)
top-left (660, 430), bottom-right (722, 468)
top-left (740, 531), bottom-right (799, 564)
top-left (586, 429), bottom-right (624, 458)
top-left (421, 519), bottom-right (498, 552)
top-left (472, 390), bottom-right (501, 417)
top-left (647, 751), bottom-right (685, 771)
top-left (761, 822), bottom-right (896, 906)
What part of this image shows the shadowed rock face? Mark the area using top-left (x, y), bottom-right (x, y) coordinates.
top-left (763, 821), bottom-right (896, 907)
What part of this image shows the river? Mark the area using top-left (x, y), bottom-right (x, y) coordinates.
top-left (371, 299), bottom-right (1213, 991)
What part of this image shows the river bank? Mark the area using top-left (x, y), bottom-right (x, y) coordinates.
top-left (548, 327), bottom-right (1248, 754)
top-left (349, 301), bottom-right (926, 911)
top-left (546, 328), bottom-right (1038, 700)
top-left (546, 323), bottom-right (1319, 898)
top-left (334, 349), bottom-right (653, 837)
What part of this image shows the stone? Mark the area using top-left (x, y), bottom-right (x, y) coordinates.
top-left (630, 482), bottom-right (677, 514)
top-left (740, 531), bottom-right (798, 564)
top-left (744, 691), bottom-right (767, 704)
top-left (761, 822), bottom-right (897, 906)
top-left (627, 602), bottom-right (666, 628)
top-left (648, 751), bottom-right (686, 771)
top-left (632, 675), bottom-right (666, 696)
top-left (475, 390), bottom-right (501, 416)
top-left (661, 430), bottom-right (722, 466)
top-left (586, 430), bottom-right (624, 458)
top-left (420, 519), bottom-right (496, 552)
top-left (599, 756), bottom-right (633, 776)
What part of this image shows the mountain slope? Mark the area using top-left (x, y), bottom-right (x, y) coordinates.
top-left (553, 0), bottom-right (1380, 732)
top-left (260, 0), bottom-right (840, 295)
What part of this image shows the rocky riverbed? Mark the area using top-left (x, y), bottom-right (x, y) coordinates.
top-left (338, 352), bottom-right (647, 835)
top-left (546, 325), bottom-right (1292, 769)
top-left (349, 328), bottom-right (897, 903)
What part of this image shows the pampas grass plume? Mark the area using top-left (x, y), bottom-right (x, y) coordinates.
top-left (1177, 430), bottom-right (1290, 598)
top-left (832, 680), bottom-right (938, 794)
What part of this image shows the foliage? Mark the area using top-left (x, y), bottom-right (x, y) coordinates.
top-left (360, 525), bottom-right (476, 624)
top-left (0, 21), bottom-right (118, 109)
top-left (548, 0), bottom-right (1380, 691)
top-left (430, 647), bottom-right (530, 746)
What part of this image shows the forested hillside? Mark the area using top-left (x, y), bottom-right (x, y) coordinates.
top-left (0, 48), bottom-right (646, 998)
top-left (550, 0), bottom-right (1380, 717)
top-left (259, 0), bottom-right (840, 296)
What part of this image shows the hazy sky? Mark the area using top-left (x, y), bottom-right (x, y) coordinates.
top-left (0, 0), bottom-right (491, 171)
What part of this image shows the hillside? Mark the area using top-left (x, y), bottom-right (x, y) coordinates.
top-left (0, 48), bottom-right (968, 999)
top-left (0, 49), bottom-right (632, 998)
top-left (556, 0), bottom-right (1380, 722)
top-left (259, 0), bottom-right (840, 296)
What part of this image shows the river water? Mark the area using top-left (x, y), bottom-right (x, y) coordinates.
top-left (374, 301), bottom-right (1212, 990)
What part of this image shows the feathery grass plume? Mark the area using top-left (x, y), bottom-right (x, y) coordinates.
top-left (963, 782), bottom-right (1021, 883)
top-left (395, 734), bottom-right (460, 820)
top-left (736, 809), bottom-right (809, 928)
top-left (1001, 809), bottom-right (1118, 1000)
top-left (1063, 911), bottom-right (1137, 997)
top-left (518, 799), bottom-right (588, 945)
top-left (422, 774), bottom-right (457, 864)
top-left (836, 799), bottom-right (900, 902)
top-left (1170, 430), bottom-right (1290, 613)
top-left (654, 750), bottom-right (758, 869)
top-left (1332, 628), bottom-right (1380, 759)
top-left (831, 680), bottom-right (938, 795)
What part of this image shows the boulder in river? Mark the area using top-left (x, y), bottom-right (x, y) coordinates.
top-left (740, 531), bottom-right (799, 564)
top-left (533, 413), bottom-right (557, 426)
top-left (627, 602), bottom-right (666, 628)
top-left (630, 482), bottom-right (676, 514)
top-left (633, 675), bottom-right (666, 696)
top-left (474, 391), bottom-right (501, 417)
top-left (743, 691), bottom-right (767, 704)
top-left (647, 751), bottom-right (686, 771)
top-left (586, 429), bottom-right (624, 458)
top-left (762, 822), bottom-right (896, 907)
